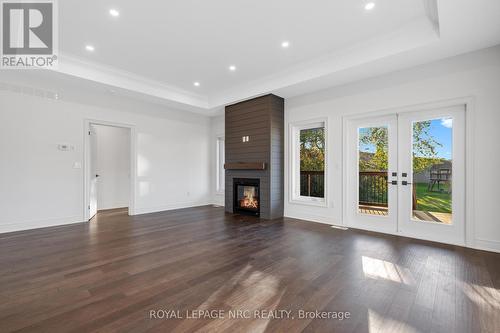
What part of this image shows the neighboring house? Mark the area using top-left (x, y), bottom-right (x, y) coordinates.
top-left (359, 151), bottom-right (452, 184)
top-left (413, 159), bottom-right (452, 183)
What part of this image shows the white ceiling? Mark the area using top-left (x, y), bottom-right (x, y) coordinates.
top-left (4, 0), bottom-right (500, 114)
top-left (60, 0), bottom-right (426, 93)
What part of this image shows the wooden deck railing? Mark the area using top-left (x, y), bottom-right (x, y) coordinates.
top-left (358, 171), bottom-right (388, 207)
top-left (300, 171), bottom-right (406, 209)
top-left (300, 171), bottom-right (324, 198)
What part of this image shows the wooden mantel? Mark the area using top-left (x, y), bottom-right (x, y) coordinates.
top-left (224, 162), bottom-right (266, 170)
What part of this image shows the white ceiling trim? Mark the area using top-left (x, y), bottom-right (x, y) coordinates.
top-left (55, 54), bottom-right (210, 109)
top-left (52, 16), bottom-right (438, 111)
top-left (209, 16), bottom-right (439, 107)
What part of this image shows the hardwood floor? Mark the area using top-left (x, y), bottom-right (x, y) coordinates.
top-left (0, 206), bottom-right (499, 332)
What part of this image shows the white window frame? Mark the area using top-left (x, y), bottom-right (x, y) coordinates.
top-left (216, 136), bottom-right (225, 194)
top-left (289, 119), bottom-right (328, 206)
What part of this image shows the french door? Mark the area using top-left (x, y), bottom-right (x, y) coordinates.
top-left (346, 115), bottom-right (399, 234)
top-left (345, 105), bottom-right (466, 245)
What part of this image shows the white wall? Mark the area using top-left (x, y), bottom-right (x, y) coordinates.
top-left (93, 124), bottom-right (130, 210)
top-left (284, 46), bottom-right (500, 252)
top-left (2, 46), bottom-right (500, 253)
top-left (0, 90), bottom-right (211, 233)
top-left (210, 115), bottom-right (225, 206)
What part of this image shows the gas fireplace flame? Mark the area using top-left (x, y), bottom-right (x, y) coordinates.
top-left (240, 186), bottom-right (259, 209)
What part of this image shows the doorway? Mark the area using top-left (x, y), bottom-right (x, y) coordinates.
top-left (345, 105), bottom-right (466, 245)
top-left (84, 120), bottom-right (135, 221)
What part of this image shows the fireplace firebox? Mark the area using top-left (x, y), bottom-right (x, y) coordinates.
top-left (233, 178), bottom-right (260, 216)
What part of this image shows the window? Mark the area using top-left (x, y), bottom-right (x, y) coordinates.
top-left (216, 137), bottom-right (225, 193)
top-left (291, 121), bottom-right (327, 204)
top-left (411, 118), bottom-right (453, 224)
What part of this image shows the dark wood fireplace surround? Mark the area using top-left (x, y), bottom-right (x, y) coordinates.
top-left (224, 94), bottom-right (284, 219)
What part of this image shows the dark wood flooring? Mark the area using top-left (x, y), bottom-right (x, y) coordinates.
top-left (0, 206), bottom-right (499, 332)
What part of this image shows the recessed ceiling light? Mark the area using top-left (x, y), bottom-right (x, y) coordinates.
top-left (364, 2), bottom-right (375, 10)
top-left (229, 65), bottom-right (236, 71)
top-left (85, 45), bottom-right (95, 52)
top-left (193, 82), bottom-right (200, 87)
top-left (281, 41), bottom-right (290, 48)
top-left (109, 9), bottom-right (120, 17)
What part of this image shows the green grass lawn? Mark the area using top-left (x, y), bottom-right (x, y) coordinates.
top-left (415, 183), bottom-right (451, 213)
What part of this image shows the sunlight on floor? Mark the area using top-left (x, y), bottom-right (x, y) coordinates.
top-left (459, 281), bottom-right (500, 332)
top-left (461, 282), bottom-right (500, 310)
top-left (179, 263), bottom-right (285, 332)
top-left (368, 309), bottom-right (419, 333)
top-left (362, 256), bottom-right (416, 286)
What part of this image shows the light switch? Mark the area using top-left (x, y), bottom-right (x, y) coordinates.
top-left (58, 144), bottom-right (74, 151)
top-left (73, 162), bottom-right (82, 169)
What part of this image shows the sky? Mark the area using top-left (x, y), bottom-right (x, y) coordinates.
top-left (359, 118), bottom-right (453, 160)
top-left (427, 118), bottom-right (452, 159)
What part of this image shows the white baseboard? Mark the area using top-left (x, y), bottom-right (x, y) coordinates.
top-left (286, 213), bottom-right (500, 254)
top-left (0, 215), bottom-right (84, 234)
top-left (0, 202), bottom-right (210, 234)
top-left (473, 238), bottom-right (500, 253)
top-left (133, 201), bottom-right (210, 215)
top-left (284, 212), bottom-right (340, 226)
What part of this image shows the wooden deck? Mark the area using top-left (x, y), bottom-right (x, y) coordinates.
top-left (413, 210), bottom-right (452, 224)
top-left (359, 206), bottom-right (452, 224)
top-left (359, 206), bottom-right (388, 216)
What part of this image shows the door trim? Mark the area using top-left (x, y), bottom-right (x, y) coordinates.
top-left (342, 96), bottom-right (475, 247)
top-left (83, 119), bottom-right (137, 221)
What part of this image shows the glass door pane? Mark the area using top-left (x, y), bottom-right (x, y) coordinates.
top-left (345, 114), bottom-right (397, 235)
top-left (411, 118), bottom-right (453, 224)
top-left (358, 126), bottom-right (389, 216)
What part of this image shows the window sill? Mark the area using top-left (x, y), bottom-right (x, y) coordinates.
top-left (289, 197), bottom-right (328, 207)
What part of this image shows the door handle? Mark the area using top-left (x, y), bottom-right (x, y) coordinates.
top-left (95, 174), bottom-right (100, 178)
top-left (402, 181), bottom-right (412, 186)
top-left (390, 180), bottom-right (398, 185)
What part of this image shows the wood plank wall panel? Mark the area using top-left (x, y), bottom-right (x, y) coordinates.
top-left (269, 97), bottom-right (285, 219)
top-left (224, 94), bottom-right (284, 219)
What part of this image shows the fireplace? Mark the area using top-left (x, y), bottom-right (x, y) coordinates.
top-left (233, 178), bottom-right (260, 216)
top-left (225, 94), bottom-right (284, 219)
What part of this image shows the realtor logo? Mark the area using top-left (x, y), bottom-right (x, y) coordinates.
top-left (1, 0), bottom-right (58, 68)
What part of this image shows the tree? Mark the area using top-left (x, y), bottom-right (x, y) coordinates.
top-left (359, 127), bottom-right (388, 172)
top-left (300, 127), bottom-right (325, 171)
top-left (359, 121), bottom-right (443, 173)
top-left (412, 121), bottom-right (443, 173)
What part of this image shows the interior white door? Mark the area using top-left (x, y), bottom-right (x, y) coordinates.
top-left (397, 106), bottom-right (466, 245)
top-left (346, 115), bottom-right (398, 234)
top-left (89, 126), bottom-right (98, 220)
